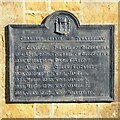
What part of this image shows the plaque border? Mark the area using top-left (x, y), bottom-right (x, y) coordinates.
top-left (7, 24), bottom-right (114, 103)
top-left (7, 9), bottom-right (114, 103)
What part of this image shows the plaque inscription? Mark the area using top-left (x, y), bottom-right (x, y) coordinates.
top-left (8, 11), bottom-right (114, 102)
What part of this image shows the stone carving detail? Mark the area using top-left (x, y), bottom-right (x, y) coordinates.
top-left (55, 16), bottom-right (71, 35)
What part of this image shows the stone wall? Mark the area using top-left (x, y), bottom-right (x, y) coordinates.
top-left (0, 0), bottom-right (119, 119)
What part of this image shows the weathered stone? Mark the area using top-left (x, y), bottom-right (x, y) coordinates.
top-left (118, 104), bottom-right (120, 118)
top-left (0, 2), bottom-right (23, 31)
top-left (72, 12), bottom-right (81, 22)
top-left (2, 100), bottom-right (34, 118)
top-left (0, 34), bottom-right (5, 101)
top-left (81, 3), bottom-right (118, 24)
top-left (36, 104), bottom-right (52, 117)
top-left (51, 1), bottom-right (81, 11)
top-left (99, 103), bottom-right (119, 118)
top-left (26, 13), bottom-right (49, 24)
top-left (25, 1), bottom-right (48, 11)
top-left (0, 100), bottom-right (2, 118)
top-left (54, 103), bottom-right (98, 118)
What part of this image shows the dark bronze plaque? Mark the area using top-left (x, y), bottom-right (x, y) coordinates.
top-left (8, 11), bottom-right (114, 102)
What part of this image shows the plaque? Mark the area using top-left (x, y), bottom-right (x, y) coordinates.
top-left (7, 10), bottom-right (114, 102)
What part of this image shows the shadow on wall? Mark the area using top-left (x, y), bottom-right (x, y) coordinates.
top-left (5, 26), bottom-right (10, 104)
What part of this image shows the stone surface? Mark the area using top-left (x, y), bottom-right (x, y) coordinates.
top-left (114, 63), bottom-right (119, 102)
top-left (0, 100), bottom-right (2, 119)
top-left (113, 29), bottom-right (118, 103)
top-left (0, 70), bottom-right (5, 101)
top-left (99, 103), bottom-right (119, 118)
top-left (119, 104), bottom-right (120, 118)
top-left (2, 100), bottom-right (34, 118)
top-left (25, 1), bottom-right (48, 11)
top-left (118, 5), bottom-right (120, 103)
top-left (36, 104), bottom-right (52, 117)
top-left (0, 2), bottom-right (23, 31)
top-left (81, 3), bottom-right (118, 24)
top-left (54, 103), bottom-right (98, 118)
top-left (51, 1), bottom-right (81, 11)
top-left (0, 35), bottom-right (3, 97)
top-left (72, 12), bottom-right (81, 22)
top-left (0, 34), bottom-right (5, 101)
top-left (101, 3), bottom-right (118, 24)
top-left (26, 13), bottom-right (49, 24)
